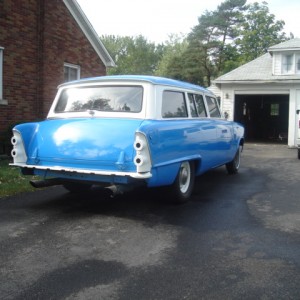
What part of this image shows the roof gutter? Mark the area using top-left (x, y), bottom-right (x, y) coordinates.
top-left (213, 79), bottom-right (300, 85)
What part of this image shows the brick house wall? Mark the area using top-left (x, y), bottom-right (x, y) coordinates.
top-left (0, 0), bottom-right (40, 132)
top-left (41, 0), bottom-right (106, 115)
top-left (0, 0), bottom-right (108, 153)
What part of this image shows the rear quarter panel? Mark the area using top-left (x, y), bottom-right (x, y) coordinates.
top-left (139, 118), bottom-right (241, 187)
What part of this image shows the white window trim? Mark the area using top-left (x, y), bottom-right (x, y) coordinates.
top-left (64, 62), bottom-right (81, 82)
top-left (296, 54), bottom-right (300, 74)
top-left (0, 47), bottom-right (7, 105)
top-left (281, 53), bottom-right (294, 75)
top-left (281, 52), bottom-right (300, 75)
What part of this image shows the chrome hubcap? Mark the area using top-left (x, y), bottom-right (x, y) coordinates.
top-left (234, 147), bottom-right (241, 169)
top-left (179, 162), bottom-right (191, 193)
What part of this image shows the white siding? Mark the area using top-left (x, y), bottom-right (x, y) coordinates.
top-left (208, 83), bottom-right (221, 98)
top-left (220, 88), bottom-right (234, 121)
top-left (273, 53), bottom-right (282, 75)
top-left (288, 89), bottom-right (296, 147)
top-left (295, 90), bottom-right (300, 140)
top-left (296, 89), bottom-right (300, 110)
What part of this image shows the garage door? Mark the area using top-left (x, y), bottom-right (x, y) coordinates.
top-left (234, 94), bottom-right (289, 143)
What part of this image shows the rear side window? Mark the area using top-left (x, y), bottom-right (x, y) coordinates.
top-left (188, 93), bottom-right (207, 117)
top-left (162, 91), bottom-right (188, 118)
top-left (205, 96), bottom-right (221, 118)
top-left (188, 94), bottom-right (198, 117)
top-left (194, 94), bottom-right (207, 117)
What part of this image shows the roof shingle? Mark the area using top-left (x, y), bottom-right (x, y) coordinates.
top-left (214, 39), bottom-right (300, 83)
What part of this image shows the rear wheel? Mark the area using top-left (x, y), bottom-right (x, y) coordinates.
top-left (226, 145), bottom-right (242, 174)
top-left (168, 161), bottom-right (195, 204)
top-left (298, 148), bottom-right (300, 160)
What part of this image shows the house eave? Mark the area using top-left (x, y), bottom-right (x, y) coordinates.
top-left (213, 79), bottom-right (300, 85)
top-left (63, 0), bottom-right (115, 68)
top-left (269, 48), bottom-right (300, 53)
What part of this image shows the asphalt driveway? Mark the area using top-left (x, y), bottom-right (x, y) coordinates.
top-left (0, 143), bottom-right (299, 299)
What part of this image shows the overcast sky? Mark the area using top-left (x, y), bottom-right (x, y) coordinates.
top-left (76, 0), bottom-right (300, 43)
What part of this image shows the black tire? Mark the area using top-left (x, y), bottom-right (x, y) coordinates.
top-left (63, 182), bottom-right (92, 193)
top-left (226, 145), bottom-right (242, 174)
top-left (298, 149), bottom-right (300, 160)
top-left (168, 161), bottom-right (195, 204)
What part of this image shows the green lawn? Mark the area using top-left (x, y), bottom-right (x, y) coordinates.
top-left (0, 159), bottom-right (37, 198)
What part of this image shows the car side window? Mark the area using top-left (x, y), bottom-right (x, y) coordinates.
top-left (162, 91), bottom-right (188, 118)
top-left (205, 95), bottom-right (221, 118)
top-left (188, 93), bottom-right (207, 117)
top-left (194, 94), bottom-right (207, 117)
top-left (188, 94), bottom-right (198, 117)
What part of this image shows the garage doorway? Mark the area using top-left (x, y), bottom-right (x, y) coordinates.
top-left (234, 95), bottom-right (289, 143)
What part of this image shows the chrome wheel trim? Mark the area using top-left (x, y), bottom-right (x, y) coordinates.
top-left (234, 146), bottom-right (241, 169)
top-left (179, 161), bottom-right (191, 194)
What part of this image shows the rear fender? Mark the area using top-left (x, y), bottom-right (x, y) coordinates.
top-left (147, 157), bottom-right (201, 187)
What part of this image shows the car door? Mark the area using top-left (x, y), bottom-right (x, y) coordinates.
top-left (187, 93), bottom-right (221, 171)
top-left (205, 95), bottom-right (234, 163)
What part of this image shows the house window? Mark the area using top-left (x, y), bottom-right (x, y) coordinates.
top-left (282, 54), bottom-right (294, 74)
top-left (64, 63), bottom-right (80, 82)
top-left (296, 55), bottom-right (300, 74)
top-left (270, 103), bottom-right (279, 116)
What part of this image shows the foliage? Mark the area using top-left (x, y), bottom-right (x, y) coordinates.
top-left (101, 35), bottom-right (164, 75)
top-left (155, 34), bottom-right (192, 81)
top-left (100, 0), bottom-right (293, 86)
top-left (187, 0), bottom-right (247, 86)
top-left (0, 159), bottom-right (37, 198)
top-left (235, 1), bottom-right (289, 63)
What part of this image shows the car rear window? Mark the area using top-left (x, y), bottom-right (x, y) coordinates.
top-left (55, 86), bottom-right (143, 113)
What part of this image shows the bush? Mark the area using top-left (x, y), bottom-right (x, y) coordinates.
top-left (0, 159), bottom-right (37, 197)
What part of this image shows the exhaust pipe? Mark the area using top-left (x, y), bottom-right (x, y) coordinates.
top-left (30, 178), bottom-right (62, 188)
top-left (105, 184), bottom-right (135, 197)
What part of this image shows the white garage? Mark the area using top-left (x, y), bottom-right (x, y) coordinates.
top-left (212, 39), bottom-right (300, 147)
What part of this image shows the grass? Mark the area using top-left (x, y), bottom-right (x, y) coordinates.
top-left (0, 158), bottom-right (37, 198)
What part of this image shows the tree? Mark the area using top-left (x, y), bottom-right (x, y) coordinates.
top-left (187, 0), bottom-right (247, 86)
top-left (235, 1), bottom-right (288, 63)
top-left (101, 35), bottom-right (164, 75)
top-left (101, 1), bottom-right (292, 85)
top-left (155, 35), bottom-right (188, 79)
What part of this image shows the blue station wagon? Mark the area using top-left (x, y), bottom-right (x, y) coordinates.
top-left (11, 75), bottom-right (244, 203)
